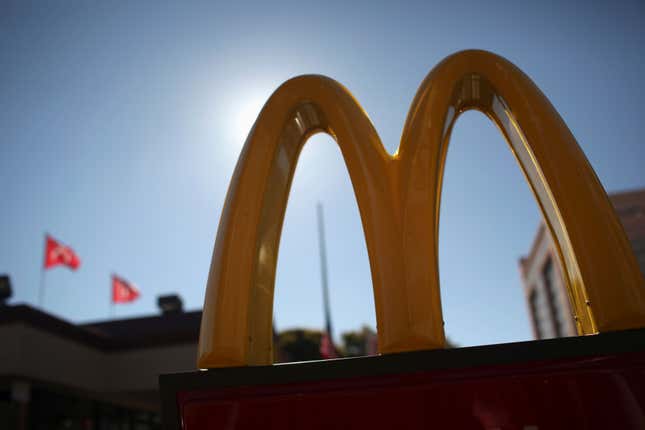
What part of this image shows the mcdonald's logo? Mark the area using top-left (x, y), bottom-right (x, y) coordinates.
top-left (197, 50), bottom-right (645, 369)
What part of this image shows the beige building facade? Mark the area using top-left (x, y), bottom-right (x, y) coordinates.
top-left (0, 305), bottom-right (201, 429)
top-left (519, 188), bottom-right (645, 340)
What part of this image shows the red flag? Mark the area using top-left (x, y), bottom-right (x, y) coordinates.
top-left (320, 331), bottom-right (338, 359)
top-left (112, 275), bottom-right (140, 303)
top-left (44, 235), bottom-right (81, 270)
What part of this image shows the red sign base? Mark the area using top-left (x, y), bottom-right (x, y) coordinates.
top-left (161, 328), bottom-right (645, 429)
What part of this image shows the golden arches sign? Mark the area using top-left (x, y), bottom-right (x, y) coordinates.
top-left (197, 50), bottom-right (645, 369)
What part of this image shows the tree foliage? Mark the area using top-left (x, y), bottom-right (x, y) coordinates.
top-left (274, 326), bottom-right (458, 363)
top-left (275, 329), bottom-right (324, 362)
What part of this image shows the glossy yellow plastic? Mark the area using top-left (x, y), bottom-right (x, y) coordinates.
top-left (197, 50), bottom-right (645, 368)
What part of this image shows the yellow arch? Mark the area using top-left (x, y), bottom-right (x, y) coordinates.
top-left (197, 50), bottom-right (645, 368)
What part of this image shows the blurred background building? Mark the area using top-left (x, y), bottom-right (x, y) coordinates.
top-left (0, 292), bottom-right (377, 429)
top-left (519, 188), bottom-right (645, 340)
top-left (0, 295), bottom-right (194, 429)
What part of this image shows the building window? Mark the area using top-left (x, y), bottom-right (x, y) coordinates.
top-left (528, 289), bottom-right (542, 339)
top-left (542, 257), bottom-right (563, 337)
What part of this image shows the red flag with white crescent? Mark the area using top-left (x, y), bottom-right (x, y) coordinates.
top-left (44, 235), bottom-right (81, 270)
top-left (112, 275), bottom-right (140, 303)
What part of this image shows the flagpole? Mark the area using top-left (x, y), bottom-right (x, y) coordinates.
top-left (316, 203), bottom-right (333, 340)
top-left (109, 274), bottom-right (115, 319)
top-left (38, 233), bottom-right (47, 309)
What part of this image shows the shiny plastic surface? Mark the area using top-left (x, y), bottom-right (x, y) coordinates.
top-left (198, 50), bottom-right (645, 368)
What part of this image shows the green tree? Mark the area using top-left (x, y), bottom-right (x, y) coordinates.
top-left (340, 325), bottom-right (377, 357)
top-left (275, 329), bottom-right (324, 362)
top-left (274, 326), bottom-right (459, 363)
top-left (339, 325), bottom-right (458, 357)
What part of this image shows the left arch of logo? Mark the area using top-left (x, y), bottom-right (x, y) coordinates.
top-left (197, 50), bottom-right (645, 368)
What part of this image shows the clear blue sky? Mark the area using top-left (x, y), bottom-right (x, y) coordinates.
top-left (2, 0), bottom-right (644, 348)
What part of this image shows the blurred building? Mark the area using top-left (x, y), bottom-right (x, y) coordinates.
top-left (0, 304), bottom-right (201, 429)
top-left (0, 301), bottom-right (361, 429)
top-left (519, 188), bottom-right (645, 340)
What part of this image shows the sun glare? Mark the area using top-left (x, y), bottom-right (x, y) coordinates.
top-left (234, 97), bottom-right (266, 145)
